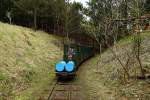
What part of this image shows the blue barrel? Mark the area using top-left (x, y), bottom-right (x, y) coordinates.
top-left (55, 61), bottom-right (66, 72)
top-left (65, 61), bottom-right (75, 72)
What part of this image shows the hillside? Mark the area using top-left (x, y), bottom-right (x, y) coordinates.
top-left (0, 22), bottom-right (63, 100)
top-left (79, 31), bottom-right (150, 100)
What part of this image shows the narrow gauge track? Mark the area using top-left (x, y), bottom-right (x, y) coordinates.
top-left (47, 79), bottom-right (82, 100)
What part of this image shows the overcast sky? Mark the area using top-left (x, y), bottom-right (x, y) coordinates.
top-left (70, 0), bottom-right (89, 7)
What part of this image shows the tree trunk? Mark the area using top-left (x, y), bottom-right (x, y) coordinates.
top-left (9, 17), bottom-right (11, 24)
top-left (136, 32), bottom-right (145, 78)
top-left (96, 44), bottom-right (101, 72)
top-left (56, 15), bottom-right (59, 34)
top-left (34, 8), bottom-right (37, 31)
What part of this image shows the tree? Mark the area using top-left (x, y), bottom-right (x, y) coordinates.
top-left (67, 2), bottom-right (83, 35)
top-left (51, 0), bottom-right (66, 34)
top-left (13, 0), bottom-right (50, 31)
top-left (144, 0), bottom-right (150, 13)
top-left (129, 0), bottom-right (146, 78)
top-left (6, 11), bottom-right (12, 24)
top-left (85, 0), bottom-right (117, 72)
top-left (84, 0), bottom-right (146, 79)
top-left (0, 0), bottom-right (14, 23)
top-left (62, 0), bottom-right (84, 43)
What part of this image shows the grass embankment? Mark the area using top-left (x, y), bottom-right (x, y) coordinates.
top-left (80, 32), bottom-right (150, 100)
top-left (0, 22), bottom-right (63, 100)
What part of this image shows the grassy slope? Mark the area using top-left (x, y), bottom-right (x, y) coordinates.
top-left (80, 31), bottom-right (150, 100)
top-left (0, 22), bottom-right (63, 100)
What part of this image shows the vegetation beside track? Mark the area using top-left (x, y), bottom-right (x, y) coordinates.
top-left (80, 31), bottom-right (150, 100)
top-left (0, 22), bottom-right (63, 100)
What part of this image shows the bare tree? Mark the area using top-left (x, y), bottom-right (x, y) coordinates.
top-left (85, 0), bottom-right (133, 78)
top-left (129, 0), bottom-right (146, 78)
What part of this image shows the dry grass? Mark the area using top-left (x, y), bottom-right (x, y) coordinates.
top-left (0, 22), bottom-right (63, 100)
top-left (79, 31), bottom-right (150, 100)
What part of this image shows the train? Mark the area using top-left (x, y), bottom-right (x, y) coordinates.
top-left (55, 43), bottom-right (95, 78)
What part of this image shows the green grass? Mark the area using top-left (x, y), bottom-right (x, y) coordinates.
top-left (0, 22), bottom-right (63, 100)
top-left (118, 31), bottom-right (150, 45)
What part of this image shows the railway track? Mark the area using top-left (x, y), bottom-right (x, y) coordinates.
top-left (47, 79), bottom-right (82, 100)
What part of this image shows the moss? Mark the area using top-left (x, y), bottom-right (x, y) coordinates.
top-left (0, 73), bottom-right (6, 81)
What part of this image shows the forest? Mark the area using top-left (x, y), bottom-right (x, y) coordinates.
top-left (0, 0), bottom-right (149, 34)
top-left (0, 0), bottom-right (150, 99)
